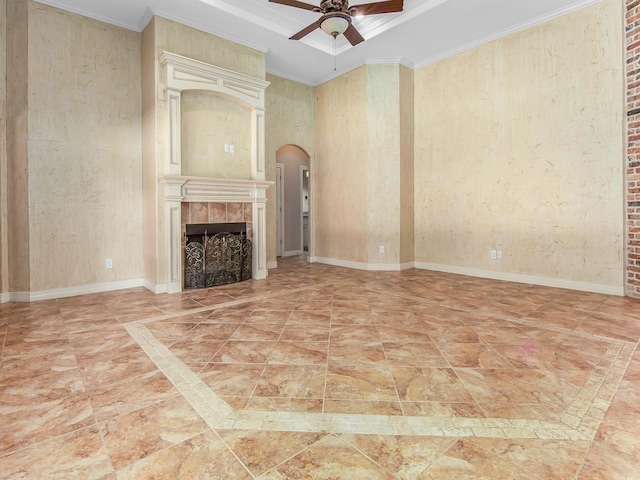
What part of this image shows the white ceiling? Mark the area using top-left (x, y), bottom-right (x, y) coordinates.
top-left (35, 0), bottom-right (601, 86)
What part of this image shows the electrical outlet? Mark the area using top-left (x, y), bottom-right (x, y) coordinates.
top-left (490, 250), bottom-right (497, 260)
top-left (229, 144), bottom-right (235, 153)
top-left (224, 144), bottom-right (230, 153)
top-left (497, 250), bottom-right (503, 259)
top-left (379, 245), bottom-right (385, 254)
top-left (106, 258), bottom-right (113, 269)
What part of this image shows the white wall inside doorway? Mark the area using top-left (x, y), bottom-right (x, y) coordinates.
top-left (275, 145), bottom-right (310, 256)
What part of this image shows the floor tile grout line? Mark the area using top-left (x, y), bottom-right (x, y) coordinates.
top-left (125, 319), bottom-right (591, 440)
top-left (378, 324), bottom-right (408, 418)
top-left (125, 282), bottom-right (339, 328)
top-left (252, 433), bottom-right (336, 480)
top-left (560, 341), bottom-right (633, 439)
top-left (90, 407), bottom-right (117, 478)
top-left (244, 306), bottom-right (294, 406)
top-left (321, 300), bottom-right (335, 415)
top-left (510, 314), bottom-right (635, 347)
top-left (124, 323), bottom-right (235, 427)
top-left (352, 285), bottom-right (637, 349)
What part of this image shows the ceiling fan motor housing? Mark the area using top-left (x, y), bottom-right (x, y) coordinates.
top-left (320, 0), bottom-right (350, 13)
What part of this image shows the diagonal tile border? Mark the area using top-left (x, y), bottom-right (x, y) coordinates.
top-left (124, 286), bottom-right (636, 443)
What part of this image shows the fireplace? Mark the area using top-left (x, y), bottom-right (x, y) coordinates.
top-left (184, 222), bottom-right (252, 289)
top-left (160, 176), bottom-right (271, 294)
top-left (154, 53), bottom-right (272, 294)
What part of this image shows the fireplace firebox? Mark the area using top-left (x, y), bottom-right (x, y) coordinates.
top-left (184, 223), bottom-right (252, 289)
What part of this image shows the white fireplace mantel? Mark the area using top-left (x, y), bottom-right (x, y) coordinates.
top-left (160, 175), bottom-right (273, 294)
top-left (161, 175), bottom-right (273, 204)
top-left (156, 52), bottom-right (272, 295)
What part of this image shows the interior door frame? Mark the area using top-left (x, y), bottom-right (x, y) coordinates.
top-left (276, 163), bottom-right (284, 257)
top-left (300, 165), bottom-right (309, 255)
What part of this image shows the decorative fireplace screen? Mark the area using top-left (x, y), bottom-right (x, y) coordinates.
top-left (184, 223), bottom-right (252, 289)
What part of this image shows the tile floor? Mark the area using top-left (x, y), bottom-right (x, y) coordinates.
top-left (1, 256), bottom-right (640, 479)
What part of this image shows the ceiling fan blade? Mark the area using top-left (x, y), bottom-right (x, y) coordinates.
top-left (343, 23), bottom-right (365, 46)
top-left (290, 20), bottom-right (321, 40)
top-left (268, 0), bottom-right (318, 11)
top-left (350, 0), bottom-right (404, 16)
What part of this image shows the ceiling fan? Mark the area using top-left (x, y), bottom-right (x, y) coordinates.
top-left (268, 0), bottom-right (404, 46)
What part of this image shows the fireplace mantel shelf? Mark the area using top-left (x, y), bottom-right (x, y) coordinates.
top-left (160, 175), bottom-right (273, 204)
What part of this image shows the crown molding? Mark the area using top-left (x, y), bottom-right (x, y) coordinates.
top-left (34, 0), bottom-right (142, 31)
top-left (312, 57), bottom-right (414, 87)
top-left (145, 8), bottom-right (270, 53)
top-left (415, 0), bottom-right (605, 69)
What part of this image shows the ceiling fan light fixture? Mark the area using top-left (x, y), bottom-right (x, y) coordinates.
top-left (320, 15), bottom-right (350, 37)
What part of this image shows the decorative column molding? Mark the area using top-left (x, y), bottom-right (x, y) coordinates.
top-left (252, 108), bottom-right (266, 181)
top-left (166, 89), bottom-right (182, 175)
top-left (253, 202), bottom-right (268, 279)
top-left (165, 202), bottom-right (183, 293)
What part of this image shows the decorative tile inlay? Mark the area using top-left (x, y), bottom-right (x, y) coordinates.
top-left (2, 258), bottom-right (640, 478)
top-left (124, 282), bottom-right (635, 442)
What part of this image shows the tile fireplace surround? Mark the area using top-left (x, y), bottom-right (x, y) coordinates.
top-left (160, 176), bottom-right (271, 294)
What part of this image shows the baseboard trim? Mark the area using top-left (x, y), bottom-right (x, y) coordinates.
top-left (143, 279), bottom-right (167, 295)
top-left (310, 256), bottom-right (410, 272)
top-left (8, 279), bottom-right (146, 302)
top-left (414, 262), bottom-right (624, 296)
top-left (9, 292), bottom-right (31, 302)
top-left (2, 262), bottom-right (623, 301)
top-left (283, 250), bottom-right (304, 257)
top-left (307, 257), bottom-right (622, 295)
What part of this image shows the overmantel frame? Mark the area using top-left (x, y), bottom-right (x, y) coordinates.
top-left (159, 51), bottom-right (270, 180)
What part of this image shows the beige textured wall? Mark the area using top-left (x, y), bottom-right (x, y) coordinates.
top-left (414, 0), bottom-right (624, 286)
top-left (0, 0), bottom-right (7, 293)
top-left (399, 65), bottom-right (415, 264)
top-left (265, 74), bottom-right (315, 264)
top-left (366, 64), bottom-right (402, 264)
top-left (142, 18), bottom-right (157, 283)
top-left (181, 91), bottom-right (251, 179)
top-left (315, 64), bottom-right (413, 267)
top-left (315, 67), bottom-right (368, 263)
top-left (6, 0), bottom-right (29, 292)
top-left (154, 17), bottom-right (264, 79)
top-left (26, 2), bottom-right (142, 291)
top-left (145, 16), bottom-right (266, 285)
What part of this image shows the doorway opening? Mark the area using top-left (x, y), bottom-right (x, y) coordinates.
top-left (275, 145), bottom-right (310, 258)
top-left (276, 163), bottom-right (284, 258)
top-left (301, 166), bottom-right (309, 253)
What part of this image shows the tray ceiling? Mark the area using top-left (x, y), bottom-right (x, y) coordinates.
top-left (35, 0), bottom-right (602, 85)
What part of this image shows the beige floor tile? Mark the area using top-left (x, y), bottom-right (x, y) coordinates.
top-left (0, 426), bottom-right (111, 480)
top-left (2, 256), bottom-right (640, 478)
top-left (577, 441), bottom-right (640, 479)
top-left (262, 434), bottom-right (397, 479)
top-left (217, 430), bottom-right (326, 477)
top-left (340, 434), bottom-right (455, 480)
top-left (114, 430), bottom-right (252, 480)
top-left (99, 395), bottom-right (209, 469)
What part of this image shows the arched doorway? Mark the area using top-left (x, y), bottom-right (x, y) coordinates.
top-left (276, 145), bottom-right (311, 257)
